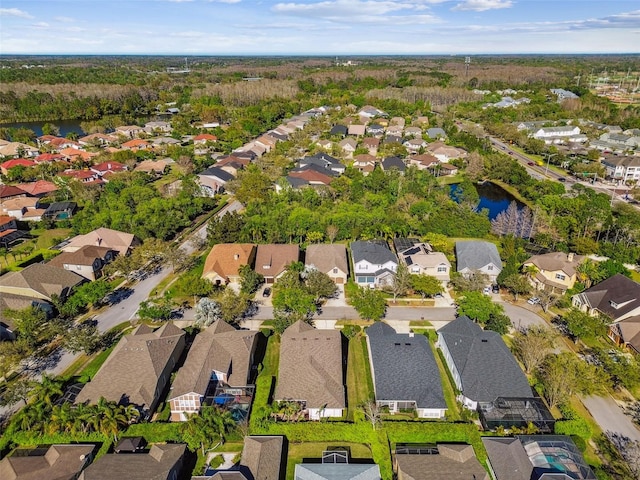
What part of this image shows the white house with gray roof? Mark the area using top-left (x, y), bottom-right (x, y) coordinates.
top-left (366, 322), bottom-right (447, 418)
top-left (350, 240), bottom-right (398, 288)
top-left (455, 240), bottom-right (501, 284)
top-left (438, 316), bottom-right (532, 410)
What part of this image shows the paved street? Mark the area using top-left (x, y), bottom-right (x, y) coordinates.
top-left (582, 395), bottom-right (640, 444)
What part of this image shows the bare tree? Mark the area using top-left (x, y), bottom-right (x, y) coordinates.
top-left (511, 326), bottom-right (556, 374)
top-left (360, 401), bottom-right (382, 430)
top-left (491, 201), bottom-right (535, 238)
top-left (326, 225), bottom-right (339, 243)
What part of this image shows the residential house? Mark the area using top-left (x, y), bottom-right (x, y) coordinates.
top-left (0, 263), bottom-right (85, 301)
top-left (366, 123), bottom-right (385, 136)
top-left (426, 128), bottom-right (446, 139)
top-left (352, 154), bottom-right (377, 175)
top-left (34, 152), bottom-right (65, 164)
top-left (59, 169), bottom-right (102, 184)
top-left (338, 138), bottom-right (357, 157)
top-left (198, 166), bottom-right (235, 196)
top-left (144, 121), bottom-right (172, 134)
top-left (523, 252), bottom-right (584, 293)
top-left (437, 316), bottom-right (532, 409)
top-left (298, 153), bottom-right (345, 175)
top-left (482, 435), bottom-right (596, 480)
top-left (358, 105), bottom-right (387, 118)
top-left (202, 243), bottom-right (256, 287)
top-left (404, 126), bottom-right (422, 137)
top-left (79, 444), bottom-right (186, 480)
top-left (1, 158), bottom-right (36, 175)
top-left (134, 159), bottom-right (170, 175)
top-left (295, 461), bottom-right (380, 480)
top-left (0, 293), bottom-right (52, 341)
top-left (91, 161), bottom-right (127, 176)
top-left (150, 137), bottom-right (181, 151)
top-left (15, 180), bottom-right (58, 197)
top-left (572, 274), bottom-right (640, 322)
top-left (0, 214), bottom-right (25, 248)
top-left (395, 444), bottom-right (489, 480)
top-left (600, 133), bottom-right (640, 149)
top-left (532, 126), bottom-right (580, 141)
top-left (329, 125), bottom-right (348, 137)
top-left (121, 139), bottom-right (151, 151)
top-left (403, 138), bottom-right (428, 153)
top-left (347, 124), bottom-right (366, 137)
top-left (59, 148), bottom-right (97, 163)
top-left (75, 323), bottom-right (186, 416)
top-left (407, 154), bottom-right (438, 171)
top-left (283, 165), bottom-right (335, 190)
top-left (255, 134), bottom-right (278, 153)
top-left (62, 227), bottom-right (138, 257)
top-left (362, 137), bottom-right (379, 156)
top-left (275, 320), bottom-right (345, 420)
top-left (305, 244), bottom-right (348, 284)
top-left (426, 142), bottom-right (467, 163)
top-left (455, 240), bottom-right (502, 284)
top-left (381, 156), bottom-right (405, 173)
top-left (48, 245), bottom-right (117, 281)
top-left (169, 321), bottom-right (258, 421)
top-left (384, 134), bottom-right (402, 145)
top-left (0, 444), bottom-right (95, 480)
top-left (0, 215), bottom-right (18, 233)
top-left (350, 240), bottom-right (398, 288)
top-left (0, 185), bottom-right (27, 201)
top-left (0, 197), bottom-right (40, 220)
top-left (0, 141), bottom-right (40, 158)
top-left (254, 244), bottom-right (299, 283)
top-left (389, 116), bottom-right (405, 128)
top-left (316, 139), bottom-right (333, 150)
top-left (551, 88), bottom-right (579, 100)
top-left (394, 238), bottom-right (450, 287)
top-left (439, 163), bottom-right (458, 176)
top-left (385, 125), bottom-right (404, 137)
top-left (602, 155), bottom-right (640, 182)
top-left (366, 323), bottom-right (447, 418)
top-left (194, 435), bottom-right (285, 480)
top-left (608, 316), bottom-right (640, 354)
top-left (115, 125), bottom-right (145, 138)
top-left (78, 133), bottom-right (117, 147)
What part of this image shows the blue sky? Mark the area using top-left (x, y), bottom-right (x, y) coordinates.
top-left (1, 1), bottom-right (639, 55)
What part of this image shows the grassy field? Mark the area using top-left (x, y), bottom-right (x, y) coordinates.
top-left (286, 442), bottom-right (373, 480)
top-left (429, 339), bottom-right (461, 421)
top-left (346, 336), bottom-right (374, 420)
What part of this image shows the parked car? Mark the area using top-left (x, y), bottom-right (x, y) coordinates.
top-left (527, 297), bottom-right (540, 305)
top-left (492, 284), bottom-right (499, 294)
top-left (483, 286), bottom-right (491, 295)
top-left (527, 162), bottom-right (535, 166)
top-left (262, 287), bottom-right (271, 297)
top-left (558, 177), bottom-right (566, 182)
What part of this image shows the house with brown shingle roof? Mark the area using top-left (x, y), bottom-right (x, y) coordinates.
top-left (15, 180), bottom-right (58, 197)
top-left (254, 244), bottom-right (299, 284)
top-left (168, 321), bottom-right (258, 421)
top-left (0, 185), bottom-right (27, 201)
top-left (395, 444), bottom-right (489, 480)
top-left (79, 443), bottom-right (186, 480)
top-left (48, 244), bottom-right (117, 281)
top-left (305, 244), bottom-right (348, 284)
top-left (523, 252), bottom-right (584, 293)
top-left (0, 263), bottom-right (85, 301)
top-left (0, 444), bottom-right (96, 480)
top-left (407, 153), bottom-right (439, 170)
top-left (62, 227), bottom-right (138, 257)
top-left (202, 243), bottom-right (256, 287)
top-left (121, 139), bottom-right (150, 151)
top-left (134, 159), bottom-right (170, 175)
top-left (573, 274), bottom-right (640, 323)
top-left (275, 320), bottom-right (345, 420)
top-left (75, 323), bottom-right (185, 416)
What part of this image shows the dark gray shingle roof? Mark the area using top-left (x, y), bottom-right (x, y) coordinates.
top-left (351, 241), bottom-right (397, 266)
top-left (438, 316), bottom-right (532, 402)
top-left (455, 241), bottom-right (501, 272)
top-left (366, 322), bottom-right (446, 409)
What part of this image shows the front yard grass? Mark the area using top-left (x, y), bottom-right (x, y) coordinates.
top-left (346, 336), bottom-right (374, 420)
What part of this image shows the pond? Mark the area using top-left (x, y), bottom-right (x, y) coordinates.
top-left (450, 181), bottom-right (525, 220)
top-left (0, 119), bottom-right (86, 137)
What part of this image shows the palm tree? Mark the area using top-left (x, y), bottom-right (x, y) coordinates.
top-left (576, 259), bottom-right (600, 289)
top-left (95, 397), bottom-right (130, 442)
top-left (208, 406), bottom-right (236, 443)
top-left (48, 403), bottom-right (75, 435)
top-left (31, 374), bottom-right (64, 406)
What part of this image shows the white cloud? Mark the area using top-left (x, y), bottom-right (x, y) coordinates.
top-left (452, 0), bottom-right (512, 12)
top-left (0, 8), bottom-right (34, 19)
top-left (54, 16), bottom-right (75, 23)
top-left (31, 22), bottom-right (50, 29)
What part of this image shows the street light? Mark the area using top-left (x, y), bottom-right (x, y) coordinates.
top-left (545, 153), bottom-right (557, 176)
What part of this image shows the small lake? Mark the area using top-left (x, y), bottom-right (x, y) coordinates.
top-left (0, 119), bottom-right (86, 138)
top-left (450, 181), bottom-right (525, 220)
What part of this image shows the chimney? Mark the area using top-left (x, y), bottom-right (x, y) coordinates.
top-left (409, 331), bottom-right (415, 338)
top-left (234, 254), bottom-right (240, 260)
top-left (568, 252), bottom-right (574, 262)
top-left (96, 237), bottom-right (102, 246)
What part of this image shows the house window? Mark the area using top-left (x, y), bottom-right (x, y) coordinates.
top-left (333, 268), bottom-right (338, 274)
top-left (556, 273), bottom-right (566, 281)
top-left (610, 301), bottom-right (620, 309)
top-left (437, 266), bottom-right (447, 272)
top-left (487, 265), bottom-right (494, 271)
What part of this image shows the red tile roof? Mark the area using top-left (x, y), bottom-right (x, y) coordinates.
top-left (35, 153), bottom-right (65, 163)
top-left (0, 215), bottom-right (16, 227)
top-left (92, 161), bottom-right (126, 172)
top-left (1, 158), bottom-right (36, 170)
top-left (0, 185), bottom-right (27, 199)
top-left (194, 133), bottom-right (217, 142)
top-left (16, 180), bottom-right (58, 196)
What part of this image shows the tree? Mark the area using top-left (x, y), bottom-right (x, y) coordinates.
top-left (410, 274), bottom-right (443, 301)
top-left (64, 320), bottom-right (102, 354)
top-left (181, 406), bottom-right (236, 454)
top-left (360, 400), bottom-right (381, 430)
top-left (304, 269), bottom-right (337, 302)
top-left (576, 259), bottom-right (600, 289)
top-left (451, 270), bottom-right (489, 292)
top-left (207, 211), bottom-right (246, 245)
top-left (349, 286), bottom-right (387, 321)
top-left (563, 308), bottom-right (607, 343)
top-left (386, 263), bottom-right (411, 302)
top-left (491, 202), bottom-right (535, 238)
top-left (30, 373), bottom-right (64, 406)
top-left (512, 326), bottom-right (556, 374)
top-left (538, 353), bottom-right (606, 408)
top-left (485, 313), bottom-right (511, 334)
top-left (456, 291), bottom-right (503, 324)
top-left (5, 306), bottom-right (50, 349)
top-left (194, 297), bottom-right (222, 326)
top-left (537, 289), bottom-right (557, 313)
top-left (217, 288), bottom-right (250, 324)
top-left (502, 274), bottom-right (531, 301)
top-left (137, 294), bottom-right (174, 321)
top-left (239, 264), bottom-right (264, 294)
top-left (0, 378), bottom-right (32, 407)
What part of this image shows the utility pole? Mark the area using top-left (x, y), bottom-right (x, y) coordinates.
top-left (464, 56), bottom-right (470, 78)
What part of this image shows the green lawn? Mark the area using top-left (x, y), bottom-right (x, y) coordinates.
top-left (346, 336), bottom-right (374, 420)
top-left (251, 334), bottom-right (280, 420)
top-left (429, 340), bottom-right (461, 421)
top-left (286, 442), bottom-right (372, 480)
